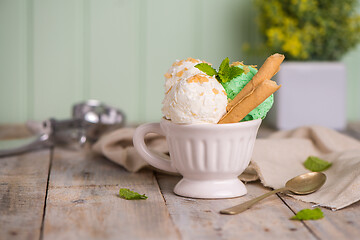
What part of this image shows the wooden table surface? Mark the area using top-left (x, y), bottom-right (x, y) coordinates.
top-left (1, 124), bottom-right (360, 240)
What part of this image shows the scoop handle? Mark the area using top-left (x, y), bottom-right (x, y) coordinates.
top-left (220, 187), bottom-right (288, 215)
top-left (133, 123), bottom-right (178, 174)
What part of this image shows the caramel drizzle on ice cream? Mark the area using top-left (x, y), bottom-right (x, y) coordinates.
top-left (172, 61), bottom-right (183, 66)
top-left (187, 74), bottom-right (209, 84)
top-left (172, 58), bottom-right (201, 67)
top-left (166, 86), bottom-right (173, 94)
top-left (230, 61), bottom-right (243, 67)
top-left (186, 57), bottom-right (200, 63)
top-left (176, 70), bottom-right (184, 77)
top-left (230, 61), bottom-right (257, 69)
top-left (212, 88), bottom-right (219, 94)
top-left (164, 73), bottom-right (172, 79)
top-left (176, 68), bottom-right (189, 77)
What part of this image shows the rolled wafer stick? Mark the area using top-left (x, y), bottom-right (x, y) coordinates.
top-left (226, 53), bottom-right (284, 111)
top-left (218, 80), bottom-right (281, 124)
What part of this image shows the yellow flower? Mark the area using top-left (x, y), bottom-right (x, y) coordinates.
top-left (282, 35), bottom-right (305, 59)
top-left (266, 28), bottom-right (285, 48)
top-left (256, 0), bottom-right (360, 60)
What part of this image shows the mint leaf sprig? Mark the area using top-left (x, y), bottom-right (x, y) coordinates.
top-left (195, 57), bottom-right (244, 83)
top-left (304, 156), bottom-right (332, 172)
top-left (119, 188), bottom-right (148, 200)
top-left (291, 208), bottom-right (324, 221)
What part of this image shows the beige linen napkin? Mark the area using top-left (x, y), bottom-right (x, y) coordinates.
top-left (248, 127), bottom-right (360, 210)
top-left (92, 128), bottom-right (167, 172)
top-left (92, 126), bottom-right (360, 210)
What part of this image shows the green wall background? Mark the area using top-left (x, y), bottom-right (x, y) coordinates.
top-left (1, 0), bottom-right (359, 124)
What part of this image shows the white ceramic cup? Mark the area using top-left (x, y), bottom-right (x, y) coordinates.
top-left (133, 118), bottom-right (261, 199)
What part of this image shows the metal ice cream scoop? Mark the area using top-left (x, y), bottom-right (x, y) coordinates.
top-left (0, 100), bottom-right (125, 157)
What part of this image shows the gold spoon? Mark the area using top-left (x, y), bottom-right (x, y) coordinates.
top-left (220, 172), bottom-right (326, 215)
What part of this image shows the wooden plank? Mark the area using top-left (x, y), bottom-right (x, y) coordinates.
top-left (156, 173), bottom-right (316, 240)
top-left (143, 0), bottom-right (202, 121)
top-left (88, 0), bottom-right (141, 123)
top-left (0, 149), bottom-right (51, 240)
top-left (342, 5), bottom-right (360, 121)
top-left (0, 0), bottom-right (29, 123)
top-left (42, 147), bottom-right (180, 240)
top-left (199, 0), bottom-right (261, 66)
top-left (343, 40), bottom-right (360, 121)
top-left (280, 195), bottom-right (360, 240)
top-left (32, 0), bottom-right (84, 121)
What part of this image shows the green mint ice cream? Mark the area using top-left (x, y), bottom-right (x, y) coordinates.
top-left (221, 64), bottom-right (274, 121)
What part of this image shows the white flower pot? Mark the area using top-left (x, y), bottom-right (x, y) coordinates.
top-left (266, 62), bottom-right (346, 130)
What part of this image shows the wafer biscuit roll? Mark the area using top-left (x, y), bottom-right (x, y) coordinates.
top-left (218, 80), bottom-right (281, 124)
top-left (226, 53), bottom-right (284, 111)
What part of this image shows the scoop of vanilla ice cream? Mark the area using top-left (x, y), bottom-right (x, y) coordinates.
top-left (164, 57), bottom-right (209, 93)
top-left (162, 73), bottom-right (228, 124)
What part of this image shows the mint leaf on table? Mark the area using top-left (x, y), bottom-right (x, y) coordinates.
top-left (119, 188), bottom-right (148, 200)
top-left (194, 63), bottom-right (217, 76)
top-left (304, 156), bottom-right (332, 172)
top-left (290, 208), bottom-right (324, 221)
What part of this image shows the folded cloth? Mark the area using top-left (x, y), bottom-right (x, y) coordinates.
top-left (92, 125), bottom-right (360, 210)
top-left (92, 128), bottom-right (167, 172)
top-left (248, 126), bottom-right (360, 210)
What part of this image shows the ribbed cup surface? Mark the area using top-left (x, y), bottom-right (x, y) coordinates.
top-left (161, 119), bottom-right (261, 180)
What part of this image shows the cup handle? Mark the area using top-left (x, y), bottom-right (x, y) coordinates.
top-left (133, 123), bottom-right (178, 173)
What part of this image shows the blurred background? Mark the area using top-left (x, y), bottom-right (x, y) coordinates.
top-left (1, 0), bottom-right (359, 125)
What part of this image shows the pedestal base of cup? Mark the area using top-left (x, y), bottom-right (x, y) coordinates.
top-left (173, 178), bottom-right (247, 199)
